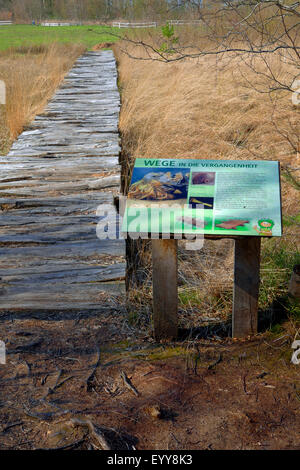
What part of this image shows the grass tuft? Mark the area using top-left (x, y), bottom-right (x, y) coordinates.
top-left (0, 42), bottom-right (85, 151)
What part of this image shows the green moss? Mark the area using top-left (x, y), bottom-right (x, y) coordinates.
top-left (178, 288), bottom-right (202, 306)
top-left (110, 339), bottom-right (132, 350)
top-left (127, 310), bottom-right (139, 326)
top-left (259, 239), bottom-right (300, 310)
top-left (282, 168), bottom-right (300, 191)
top-left (134, 345), bottom-right (188, 361)
top-left (270, 323), bottom-right (284, 334)
top-left (283, 214), bottom-right (300, 227)
top-left (286, 298), bottom-right (300, 320)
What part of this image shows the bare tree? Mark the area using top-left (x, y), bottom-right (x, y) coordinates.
top-left (121, 1), bottom-right (299, 86)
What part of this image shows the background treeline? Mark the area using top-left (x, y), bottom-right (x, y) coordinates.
top-left (0, 0), bottom-right (208, 22)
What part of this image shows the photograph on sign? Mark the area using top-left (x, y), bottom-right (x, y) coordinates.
top-left (122, 158), bottom-right (282, 237)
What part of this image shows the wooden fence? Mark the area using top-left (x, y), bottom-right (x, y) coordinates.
top-left (168, 19), bottom-right (203, 25)
top-left (112, 20), bottom-right (203, 28)
top-left (0, 19), bottom-right (203, 28)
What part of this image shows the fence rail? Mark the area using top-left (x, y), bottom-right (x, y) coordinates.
top-left (112, 21), bottom-right (157, 28)
top-left (168, 19), bottom-right (203, 25)
top-left (0, 19), bottom-right (203, 28)
top-left (112, 20), bottom-right (203, 28)
top-left (41, 21), bottom-right (82, 26)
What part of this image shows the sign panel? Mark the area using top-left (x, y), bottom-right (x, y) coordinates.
top-left (122, 158), bottom-right (282, 237)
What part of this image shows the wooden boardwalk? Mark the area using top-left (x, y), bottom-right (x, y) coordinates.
top-left (0, 50), bottom-right (125, 311)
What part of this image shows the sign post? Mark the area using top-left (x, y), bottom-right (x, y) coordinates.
top-left (233, 237), bottom-right (261, 337)
top-left (152, 239), bottom-right (178, 341)
top-left (122, 158), bottom-right (282, 340)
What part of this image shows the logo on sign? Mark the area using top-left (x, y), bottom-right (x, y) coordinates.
top-left (96, 197), bottom-right (204, 251)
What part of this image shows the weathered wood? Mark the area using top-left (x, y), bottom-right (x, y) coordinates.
top-left (0, 240), bottom-right (125, 262)
top-left (152, 239), bottom-right (178, 341)
top-left (0, 174), bottom-right (120, 195)
top-left (0, 50), bottom-right (125, 310)
top-left (232, 237), bottom-right (261, 338)
top-left (0, 283), bottom-right (125, 310)
top-left (0, 224), bottom-right (108, 243)
top-left (0, 262), bottom-right (126, 284)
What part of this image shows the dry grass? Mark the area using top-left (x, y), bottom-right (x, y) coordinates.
top-left (0, 43), bottom-right (85, 153)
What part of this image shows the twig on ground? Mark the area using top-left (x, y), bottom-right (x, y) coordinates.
top-left (1, 421), bottom-right (23, 433)
top-left (8, 339), bottom-right (43, 354)
top-left (70, 418), bottom-right (111, 450)
top-left (85, 346), bottom-right (101, 392)
top-left (242, 372), bottom-right (249, 394)
top-left (24, 405), bottom-right (69, 422)
top-left (120, 371), bottom-right (140, 397)
top-left (36, 438), bottom-right (86, 451)
top-left (170, 432), bottom-right (181, 446)
top-left (194, 345), bottom-right (200, 375)
top-left (43, 369), bottom-right (63, 398)
top-left (41, 374), bottom-right (49, 386)
top-left (256, 371), bottom-right (268, 379)
top-left (207, 354), bottom-right (222, 370)
top-left (53, 375), bottom-right (74, 391)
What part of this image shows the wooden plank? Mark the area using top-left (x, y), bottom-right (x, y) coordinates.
top-left (0, 226), bottom-right (103, 243)
top-left (0, 283), bottom-right (125, 310)
top-left (0, 194), bottom-right (115, 208)
top-left (0, 214), bottom-right (114, 226)
top-left (0, 262), bottom-right (126, 283)
top-left (152, 239), bottom-right (178, 341)
top-left (8, 146), bottom-right (120, 158)
top-left (0, 240), bottom-right (125, 263)
top-left (0, 174), bottom-right (120, 194)
top-left (0, 158), bottom-right (120, 177)
top-left (232, 237), bottom-right (261, 338)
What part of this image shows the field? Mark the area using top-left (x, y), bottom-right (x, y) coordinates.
top-left (0, 25), bottom-right (122, 153)
top-left (0, 24), bottom-right (120, 51)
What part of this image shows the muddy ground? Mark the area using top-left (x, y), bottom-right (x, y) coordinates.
top-left (0, 302), bottom-right (299, 450)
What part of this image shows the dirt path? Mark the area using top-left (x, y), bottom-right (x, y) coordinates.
top-left (0, 319), bottom-right (299, 450)
top-left (0, 50), bottom-right (124, 310)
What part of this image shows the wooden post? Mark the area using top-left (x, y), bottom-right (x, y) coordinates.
top-left (152, 239), bottom-right (178, 341)
top-left (232, 236), bottom-right (261, 338)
